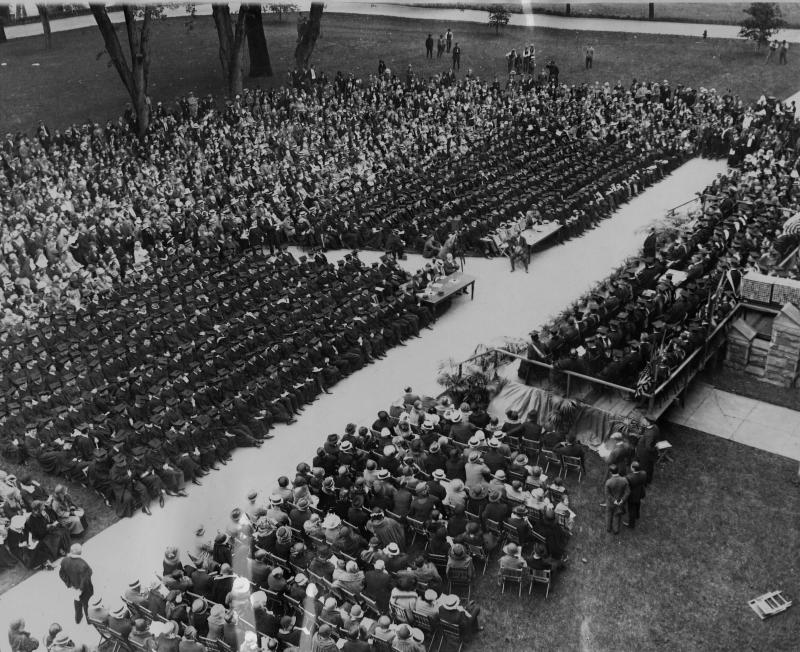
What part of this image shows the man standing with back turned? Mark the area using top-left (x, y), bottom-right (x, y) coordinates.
top-left (624, 461), bottom-right (647, 528)
top-left (59, 543), bottom-right (94, 624)
top-left (604, 464), bottom-right (630, 535)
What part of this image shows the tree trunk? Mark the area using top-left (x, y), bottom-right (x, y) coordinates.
top-left (294, 2), bottom-right (323, 70)
top-left (565, 4), bottom-right (570, 17)
top-left (212, 5), bottom-right (234, 80)
top-left (90, 4), bottom-right (151, 140)
top-left (0, 5), bottom-right (10, 43)
top-left (37, 4), bottom-right (52, 49)
top-left (245, 4), bottom-right (272, 77)
top-left (649, 2), bottom-right (654, 20)
top-left (212, 5), bottom-right (248, 96)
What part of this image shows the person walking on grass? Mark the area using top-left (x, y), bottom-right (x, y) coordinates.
top-left (585, 45), bottom-right (594, 69)
top-left (425, 33), bottom-right (434, 59)
top-left (446, 28), bottom-right (453, 52)
top-left (437, 34), bottom-right (445, 59)
top-left (59, 543), bottom-right (94, 624)
top-left (452, 42), bottom-right (461, 71)
top-left (779, 40), bottom-right (788, 64)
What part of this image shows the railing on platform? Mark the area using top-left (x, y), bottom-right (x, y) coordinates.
top-left (778, 244), bottom-right (800, 271)
top-left (456, 304), bottom-right (743, 418)
top-left (665, 195), bottom-right (701, 216)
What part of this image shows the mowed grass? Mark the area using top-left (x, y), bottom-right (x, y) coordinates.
top-left (469, 423), bottom-right (800, 652)
top-left (2, 12), bottom-right (800, 133)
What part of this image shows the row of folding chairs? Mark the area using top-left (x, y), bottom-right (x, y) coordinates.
top-left (499, 566), bottom-right (552, 598)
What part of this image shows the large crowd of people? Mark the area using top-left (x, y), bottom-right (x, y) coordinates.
top-left (3, 27), bottom-right (800, 648)
top-left (7, 394), bottom-right (594, 652)
top-left (519, 94), bottom-right (800, 394)
top-left (2, 73), bottom-right (743, 333)
top-left (0, 71), bottom-right (753, 534)
top-left (0, 242), bottom-right (440, 529)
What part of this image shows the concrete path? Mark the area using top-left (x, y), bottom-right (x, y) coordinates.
top-left (666, 382), bottom-right (800, 461)
top-left (0, 159), bottom-right (725, 638)
top-left (7, 1), bottom-right (800, 42)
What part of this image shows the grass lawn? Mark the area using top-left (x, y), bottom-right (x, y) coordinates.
top-left (2, 12), bottom-right (800, 133)
top-left (0, 457), bottom-right (118, 595)
top-left (467, 423), bottom-right (800, 651)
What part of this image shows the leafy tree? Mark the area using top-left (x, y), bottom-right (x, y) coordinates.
top-left (294, 2), bottom-right (323, 70)
top-left (739, 2), bottom-right (786, 48)
top-left (488, 6), bottom-right (510, 35)
top-left (267, 3), bottom-right (299, 22)
top-left (90, 4), bottom-right (160, 140)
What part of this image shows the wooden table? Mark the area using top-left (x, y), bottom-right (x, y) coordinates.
top-left (421, 272), bottom-right (476, 317)
top-left (521, 221), bottom-right (563, 250)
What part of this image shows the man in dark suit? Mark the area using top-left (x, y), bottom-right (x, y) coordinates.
top-left (362, 559), bottom-right (393, 612)
top-left (554, 434), bottom-right (585, 466)
top-left (624, 461), bottom-right (647, 528)
top-left (604, 464), bottom-right (630, 535)
top-left (58, 543), bottom-right (94, 624)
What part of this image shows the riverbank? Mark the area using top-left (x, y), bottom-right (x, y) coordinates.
top-left (408, 2), bottom-right (800, 29)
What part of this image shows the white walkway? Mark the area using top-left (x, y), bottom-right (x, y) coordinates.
top-left (0, 157), bottom-right (725, 639)
top-left (7, 1), bottom-right (800, 42)
top-left (666, 382), bottom-right (800, 461)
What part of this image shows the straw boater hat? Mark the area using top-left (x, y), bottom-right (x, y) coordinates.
top-left (321, 513), bottom-right (342, 529)
top-left (442, 594), bottom-right (460, 609)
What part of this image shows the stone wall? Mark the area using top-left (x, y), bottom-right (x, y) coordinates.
top-left (763, 303), bottom-right (800, 387)
top-left (724, 318), bottom-right (756, 373)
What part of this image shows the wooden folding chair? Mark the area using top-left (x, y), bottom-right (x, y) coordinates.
top-left (464, 511), bottom-right (481, 524)
top-left (425, 551), bottom-right (448, 578)
top-left (527, 507), bottom-right (544, 523)
top-left (264, 588), bottom-right (283, 613)
top-left (268, 552), bottom-right (290, 572)
top-left (445, 566), bottom-right (472, 600)
top-left (412, 610), bottom-right (441, 648)
top-left (406, 516), bottom-right (429, 547)
top-left (104, 627), bottom-right (133, 652)
top-left (499, 566), bottom-right (527, 597)
top-left (561, 454), bottom-right (585, 482)
top-left (371, 637), bottom-right (395, 652)
top-left (555, 510), bottom-right (573, 533)
top-left (540, 449), bottom-right (562, 476)
top-left (359, 593), bottom-right (382, 619)
top-left (521, 438), bottom-right (541, 463)
top-left (529, 568), bottom-right (552, 598)
top-left (464, 543), bottom-right (489, 576)
top-left (91, 623), bottom-right (118, 652)
top-left (484, 518), bottom-right (505, 554)
top-left (437, 620), bottom-right (464, 652)
top-left (389, 601), bottom-right (411, 624)
top-left (502, 522), bottom-right (521, 546)
top-left (385, 510), bottom-right (404, 523)
top-left (506, 469), bottom-right (526, 485)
